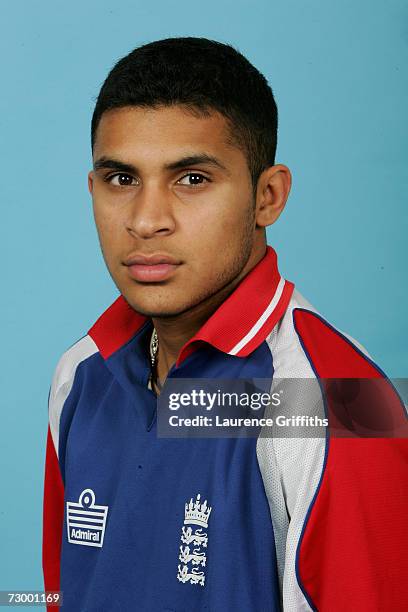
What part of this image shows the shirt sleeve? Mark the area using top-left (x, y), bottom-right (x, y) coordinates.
top-left (258, 305), bottom-right (408, 611)
top-left (42, 421), bottom-right (64, 596)
top-left (42, 361), bottom-right (66, 611)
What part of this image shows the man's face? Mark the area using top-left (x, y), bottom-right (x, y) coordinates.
top-left (89, 105), bottom-right (261, 317)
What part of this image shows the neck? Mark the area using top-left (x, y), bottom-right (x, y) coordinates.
top-left (152, 244), bottom-right (267, 383)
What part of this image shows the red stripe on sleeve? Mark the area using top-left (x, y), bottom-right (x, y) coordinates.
top-left (42, 425), bottom-right (64, 607)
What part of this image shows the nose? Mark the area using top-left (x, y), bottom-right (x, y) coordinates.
top-left (125, 182), bottom-right (176, 239)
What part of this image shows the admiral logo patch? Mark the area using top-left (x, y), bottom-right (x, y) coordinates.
top-left (66, 489), bottom-right (108, 548)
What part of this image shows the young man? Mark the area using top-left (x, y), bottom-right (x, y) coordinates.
top-left (43, 37), bottom-right (407, 611)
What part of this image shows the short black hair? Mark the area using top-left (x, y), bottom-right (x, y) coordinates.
top-left (91, 37), bottom-right (278, 193)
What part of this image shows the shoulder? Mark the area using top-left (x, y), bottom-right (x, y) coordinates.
top-left (258, 288), bottom-right (407, 610)
top-left (49, 335), bottom-right (99, 400)
top-left (48, 334), bottom-right (99, 454)
top-left (268, 287), bottom-right (378, 378)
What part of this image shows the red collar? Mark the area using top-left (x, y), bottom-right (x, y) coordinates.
top-left (88, 246), bottom-right (294, 364)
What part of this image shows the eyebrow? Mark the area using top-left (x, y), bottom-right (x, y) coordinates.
top-left (93, 153), bottom-right (230, 175)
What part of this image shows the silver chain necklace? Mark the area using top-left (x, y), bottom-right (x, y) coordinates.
top-left (149, 327), bottom-right (162, 391)
top-left (149, 327), bottom-right (159, 366)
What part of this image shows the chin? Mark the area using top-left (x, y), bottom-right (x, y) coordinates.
top-left (123, 294), bottom-right (189, 318)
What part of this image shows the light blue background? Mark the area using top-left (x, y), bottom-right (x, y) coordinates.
top-left (1, 0), bottom-right (406, 602)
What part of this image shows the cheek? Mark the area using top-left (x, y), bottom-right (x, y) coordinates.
top-left (180, 203), bottom-right (251, 274)
top-left (183, 185), bottom-right (249, 231)
top-left (93, 198), bottom-right (121, 234)
top-left (181, 195), bottom-right (251, 249)
top-left (92, 205), bottom-right (123, 262)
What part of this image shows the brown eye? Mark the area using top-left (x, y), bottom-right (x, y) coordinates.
top-left (108, 173), bottom-right (137, 186)
top-left (178, 173), bottom-right (209, 186)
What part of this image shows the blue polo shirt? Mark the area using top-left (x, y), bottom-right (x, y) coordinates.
top-left (43, 246), bottom-right (408, 612)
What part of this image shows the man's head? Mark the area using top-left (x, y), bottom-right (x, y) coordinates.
top-left (88, 37), bottom-right (291, 318)
top-left (91, 37), bottom-right (279, 193)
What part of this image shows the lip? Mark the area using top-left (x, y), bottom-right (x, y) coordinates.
top-left (123, 252), bottom-right (182, 282)
top-left (123, 253), bottom-right (181, 266)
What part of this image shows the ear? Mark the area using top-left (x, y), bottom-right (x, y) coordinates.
top-left (88, 170), bottom-right (94, 194)
top-left (255, 164), bottom-right (292, 228)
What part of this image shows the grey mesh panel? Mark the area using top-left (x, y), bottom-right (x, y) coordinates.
top-left (256, 289), bottom-right (327, 611)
